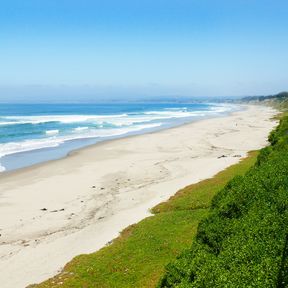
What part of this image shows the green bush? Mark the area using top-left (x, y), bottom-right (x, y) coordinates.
top-left (158, 114), bottom-right (288, 288)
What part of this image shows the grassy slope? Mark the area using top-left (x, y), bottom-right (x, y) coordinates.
top-left (33, 152), bottom-right (258, 288)
top-left (158, 114), bottom-right (288, 287)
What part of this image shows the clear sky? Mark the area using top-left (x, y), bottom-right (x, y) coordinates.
top-left (0, 0), bottom-right (288, 101)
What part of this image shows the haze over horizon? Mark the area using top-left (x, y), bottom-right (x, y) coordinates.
top-left (1, 1), bottom-right (287, 102)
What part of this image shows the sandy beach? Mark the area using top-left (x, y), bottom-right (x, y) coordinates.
top-left (0, 105), bottom-right (277, 288)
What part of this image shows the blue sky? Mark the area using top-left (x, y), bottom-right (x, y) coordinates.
top-left (0, 0), bottom-right (288, 100)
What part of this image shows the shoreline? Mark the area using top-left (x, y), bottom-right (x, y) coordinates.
top-left (0, 105), bottom-right (277, 288)
top-left (0, 104), bottom-right (241, 174)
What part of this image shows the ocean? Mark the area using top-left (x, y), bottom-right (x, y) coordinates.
top-left (0, 102), bottom-right (239, 172)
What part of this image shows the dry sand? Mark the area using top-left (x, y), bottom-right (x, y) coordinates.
top-left (0, 105), bottom-right (277, 288)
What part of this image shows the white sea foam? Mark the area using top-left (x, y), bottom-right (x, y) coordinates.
top-left (142, 110), bottom-right (213, 119)
top-left (0, 163), bottom-right (6, 172)
top-left (0, 138), bottom-right (63, 159)
top-left (74, 127), bottom-right (89, 132)
top-left (1, 114), bottom-right (128, 125)
top-left (0, 123), bottom-right (162, 159)
top-left (0, 121), bottom-right (19, 126)
top-left (45, 130), bottom-right (59, 135)
top-left (0, 105), bottom-right (235, 128)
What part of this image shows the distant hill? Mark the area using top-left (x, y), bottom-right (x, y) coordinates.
top-left (242, 91), bottom-right (288, 110)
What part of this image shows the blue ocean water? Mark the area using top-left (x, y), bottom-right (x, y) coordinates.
top-left (0, 102), bottom-right (239, 172)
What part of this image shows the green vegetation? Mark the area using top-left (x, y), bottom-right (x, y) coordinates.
top-left (158, 115), bottom-right (288, 287)
top-left (33, 151), bottom-right (258, 287)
